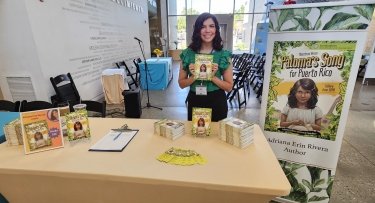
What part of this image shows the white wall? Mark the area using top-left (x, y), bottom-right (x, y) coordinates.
top-left (0, 0), bottom-right (150, 102)
top-left (0, 0), bottom-right (44, 101)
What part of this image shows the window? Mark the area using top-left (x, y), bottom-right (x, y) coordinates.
top-left (250, 14), bottom-right (265, 52)
top-left (233, 14), bottom-right (251, 52)
top-left (168, 16), bottom-right (187, 49)
top-left (186, 0), bottom-right (209, 15)
top-left (235, 0), bottom-right (252, 13)
top-left (211, 0), bottom-right (233, 14)
top-left (168, 0), bottom-right (186, 15)
top-left (167, 0), bottom-right (267, 53)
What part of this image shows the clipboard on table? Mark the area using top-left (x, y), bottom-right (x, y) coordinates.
top-left (89, 129), bottom-right (138, 152)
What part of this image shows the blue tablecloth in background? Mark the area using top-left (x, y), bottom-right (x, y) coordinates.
top-left (139, 57), bottom-right (172, 90)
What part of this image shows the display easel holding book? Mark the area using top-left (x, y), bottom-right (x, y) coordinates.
top-left (178, 13), bottom-right (233, 122)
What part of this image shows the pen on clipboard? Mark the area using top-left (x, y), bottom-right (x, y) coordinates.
top-left (113, 132), bottom-right (122, 141)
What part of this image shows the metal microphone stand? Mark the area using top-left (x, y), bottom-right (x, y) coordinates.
top-left (136, 40), bottom-right (162, 110)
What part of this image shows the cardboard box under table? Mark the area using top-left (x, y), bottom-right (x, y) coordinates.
top-left (0, 118), bottom-right (290, 203)
top-left (138, 57), bottom-right (172, 90)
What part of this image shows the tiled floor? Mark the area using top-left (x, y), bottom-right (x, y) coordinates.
top-left (109, 62), bottom-right (375, 203)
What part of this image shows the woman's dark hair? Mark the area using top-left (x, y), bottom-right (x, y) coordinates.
top-left (200, 64), bottom-right (207, 71)
top-left (34, 132), bottom-right (43, 140)
top-left (288, 78), bottom-right (318, 109)
top-left (188, 13), bottom-right (223, 52)
top-left (198, 118), bottom-right (205, 127)
top-left (74, 121), bottom-right (83, 131)
top-left (50, 109), bottom-right (58, 121)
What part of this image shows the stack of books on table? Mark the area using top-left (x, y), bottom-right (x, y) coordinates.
top-left (219, 117), bottom-right (254, 149)
top-left (154, 119), bottom-right (185, 140)
top-left (4, 119), bottom-right (23, 146)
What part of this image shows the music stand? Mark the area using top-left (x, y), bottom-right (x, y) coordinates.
top-left (136, 39), bottom-right (162, 110)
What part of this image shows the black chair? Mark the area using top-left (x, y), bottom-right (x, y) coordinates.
top-left (50, 73), bottom-right (81, 104)
top-left (227, 61), bottom-right (252, 108)
top-left (20, 100), bottom-right (54, 112)
top-left (358, 57), bottom-right (368, 78)
top-left (133, 58), bottom-right (142, 70)
top-left (116, 60), bottom-right (139, 89)
top-left (0, 100), bottom-right (21, 112)
top-left (80, 100), bottom-right (106, 118)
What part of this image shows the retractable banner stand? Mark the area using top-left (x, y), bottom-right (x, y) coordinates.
top-left (260, 1), bottom-right (375, 202)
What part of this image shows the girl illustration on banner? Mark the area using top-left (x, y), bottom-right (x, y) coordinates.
top-left (280, 78), bottom-right (323, 132)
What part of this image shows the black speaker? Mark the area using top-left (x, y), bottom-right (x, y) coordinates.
top-left (122, 88), bottom-right (142, 118)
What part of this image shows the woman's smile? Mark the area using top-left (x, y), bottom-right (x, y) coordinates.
top-left (200, 18), bottom-right (216, 43)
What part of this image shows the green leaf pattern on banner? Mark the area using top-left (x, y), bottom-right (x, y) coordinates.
top-left (354, 5), bottom-right (374, 20)
top-left (280, 160), bottom-right (333, 203)
top-left (320, 47), bottom-right (354, 140)
top-left (294, 17), bottom-right (311, 30)
top-left (269, 4), bottom-right (374, 32)
top-left (322, 13), bottom-right (360, 30)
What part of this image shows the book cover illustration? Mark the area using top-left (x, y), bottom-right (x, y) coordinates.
top-left (66, 110), bottom-right (90, 141)
top-left (192, 108), bottom-right (212, 137)
top-left (264, 41), bottom-right (356, 141)
top-left (20, 108), bottom-right (64, 154)
top-left (194, 54), bottom-right (213, 80)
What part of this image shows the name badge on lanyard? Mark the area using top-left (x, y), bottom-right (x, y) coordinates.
top-left (196, 85), bottom-right (207, 95)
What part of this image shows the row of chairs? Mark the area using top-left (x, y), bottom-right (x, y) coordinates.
top-left (227, 53), bottom-right (266, 108)
top-left (0, 99), bottom-right (106, 117)
top-left (49, 71), bottom-right (107, 117)
top-left (116, 58), bottom-right (142, 89)
top-left (1, 58), bottom-right (143, 117)
top-left (49, 58), bottom-right (143, 118)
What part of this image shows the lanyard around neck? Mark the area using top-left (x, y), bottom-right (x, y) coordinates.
top-left (199, 48), bottom-right (214, 54)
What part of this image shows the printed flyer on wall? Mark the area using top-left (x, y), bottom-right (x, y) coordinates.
top-left (21, 108), bottom-right (64, 154)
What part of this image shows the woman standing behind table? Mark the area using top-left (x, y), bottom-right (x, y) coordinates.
top-left (178, 13), bottom-right (233, 122)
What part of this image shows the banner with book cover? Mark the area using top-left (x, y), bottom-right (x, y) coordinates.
top-left (260, 1), bottom-right (375, 202)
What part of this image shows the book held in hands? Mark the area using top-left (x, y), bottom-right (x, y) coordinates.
top-left (194, 54), bottom-right (213, 81)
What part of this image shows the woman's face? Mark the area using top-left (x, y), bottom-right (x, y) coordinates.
top-left (200, 65), bottom-right (206, 71)
top-left (200, 18), bottom-right (216, 44)
top-left (52, 110), bottom-right (58, 118)
top-left (75, 123), bottom-right (81, 129)
top-left (198, 120), bottom-right (204, 126)
top-left (295, 86), bottom-right (311, 105)
top-left (35, 133), bottom-right (42, 140)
